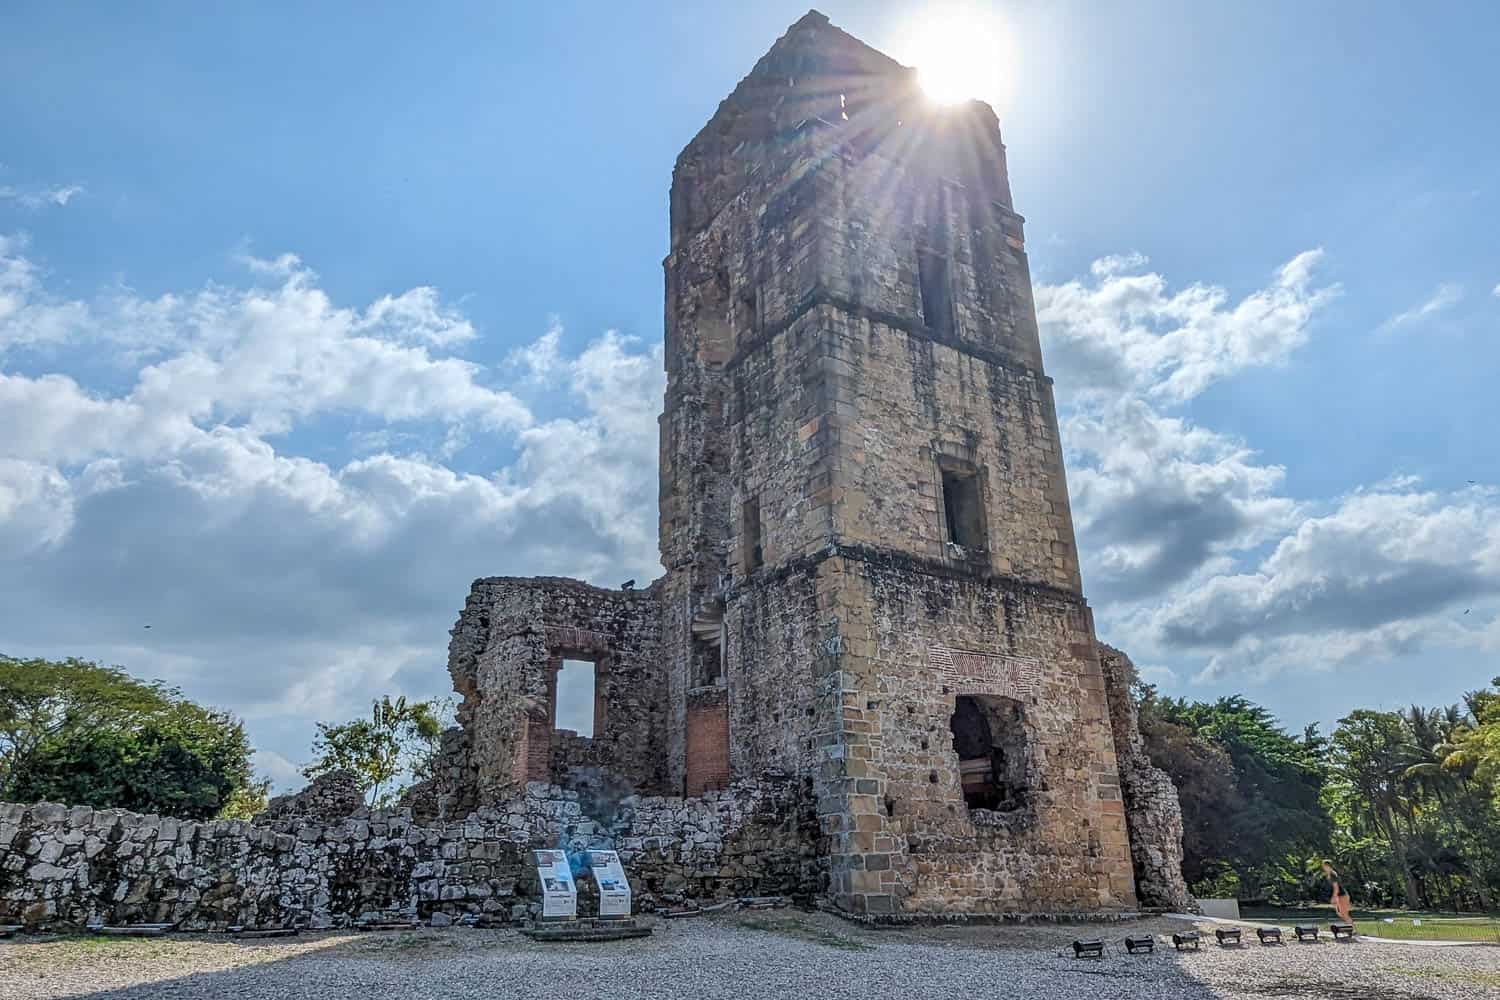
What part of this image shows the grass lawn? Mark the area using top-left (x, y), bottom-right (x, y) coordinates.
top-left (1241, 904), bottom-right (1500, 943)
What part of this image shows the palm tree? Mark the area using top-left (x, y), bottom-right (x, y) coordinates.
top-left (1330, 710), bottom-right (1423, 909)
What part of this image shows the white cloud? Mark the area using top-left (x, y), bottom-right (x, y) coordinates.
top-left (1064, 398), bottom-right (1299, 601)
top-left (1038, 251), bottom-right (1331, 602)
top-left (1492, 283), bottom-right (1499, 299)
top-left (0, 183), bottom-right (84, 210)
top-left (1037, 249), bottom-right (1337, 404)
top-left (1089, 251), bottom-right (1149, 278)
top-left (1137, 665), bottom-right (1178, 687)
top-left (1139, 482), bottom-right (1500, 680)
top-left (237, 251), bottom-right (304, 278)
top-left (1379, 282), bottom-right (1463, 333)
top-left (0, 234), bottom-right (90, 350)
top-left (253, 749), bottom-right (304, 790)
top-left (1041, 249), bottom-right (1497, 689)
top-left (0, 236), bottom-right (663, 790)
top-left (505, 317), bottom-right (566, 383)
top-left (0, 248), bottom-right (531, 445)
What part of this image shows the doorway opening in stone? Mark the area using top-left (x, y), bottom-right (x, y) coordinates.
top-left (950, 694), bottom-right (1029, 813)
top-left (555, 659), bottom-right (599, 738)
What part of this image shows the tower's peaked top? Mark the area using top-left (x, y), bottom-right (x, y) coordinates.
top-left (671, 10), bottom-right (1011, 241)
top-left (677, 11), bottom-right (914, 166)
top-left (789, 9), bottom-right (831, 31)
top-left (742, 9), bottom-right (909, 95)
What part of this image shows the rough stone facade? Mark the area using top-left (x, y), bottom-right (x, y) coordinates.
top-left (435, 576), bottom-right (668, 808)
top-left (0, 780), bottom-right (816, 929)
top-left (421, 9), bottom-right (1189, 920)
top-left (1098, 644), bottom-right (1196, 912)
top-left (0, 11), bottom-right (1188, 927)
top-left (254, 769), bottom-right (365, 826)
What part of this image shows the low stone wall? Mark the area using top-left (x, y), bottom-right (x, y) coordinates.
top-left (0, 778), bottom-right (820, 930)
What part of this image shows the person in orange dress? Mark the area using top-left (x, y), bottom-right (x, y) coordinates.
top-left (1322, 860), bottom-right (1354, 924)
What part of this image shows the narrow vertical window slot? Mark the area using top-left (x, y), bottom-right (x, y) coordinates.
top-left (742, 495), bottom-right (763, 572)
top-left (918, 251), bottom-right (953, 334)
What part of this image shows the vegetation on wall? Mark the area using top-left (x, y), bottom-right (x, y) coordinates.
top-left (303, 694), bottom-right (445, 807)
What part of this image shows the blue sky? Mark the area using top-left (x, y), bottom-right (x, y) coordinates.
top-left (3, 1), bottom-right (1497, 790)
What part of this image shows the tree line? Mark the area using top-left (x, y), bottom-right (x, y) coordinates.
top-left (0, 655), bottom-right (443, 821)
top-left (1137, 676), bottom-right (1500, 912)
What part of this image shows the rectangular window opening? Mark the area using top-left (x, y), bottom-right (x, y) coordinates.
top-left (554, 659), bottom-right (597, 738)
top-left (742, 495), bottom-right (763, 572)
top-left (917, 251), bottom-right (953, 334)
top-left (738, 284), bottom-right (760, 339)
top-left (690, 602), bottom-right (726, 688)
top-left (941, 467), bottom-right (985, 550)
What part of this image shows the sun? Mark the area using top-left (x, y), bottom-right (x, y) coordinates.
top-left (899, 4), bottom-right (1010, 106)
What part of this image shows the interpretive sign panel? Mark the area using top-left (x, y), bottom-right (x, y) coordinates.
top-left (587, 849), bottom-right (631, 918)
top-left (532, 849), bottom-right (577, 920)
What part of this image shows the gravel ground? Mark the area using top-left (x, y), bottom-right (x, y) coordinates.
top-left (2, 913), bottom-right (1497, 1000)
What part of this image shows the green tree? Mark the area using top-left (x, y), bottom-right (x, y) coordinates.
top-left (1138, 689), bottom-right (1330, 900)
top-left (1321, 691), bottom-right (1500, 913)
top-left (304, 695), bottom-right (443, 807)
top-left (1, 656), bottom-right (262, 821)
top-left (1135, 706), bottom-right (1243, 890)
top-left (1, 656), bottom-right (171, 794)
top-left (217, 777), bottom-right (273, 820)
top-left (1444, 679), bottom-right (1500, 786)
top-left (1328, 709), bottom-right (1424, 908)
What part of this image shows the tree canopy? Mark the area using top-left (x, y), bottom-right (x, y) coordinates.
top-left (1138, 676), bottom-right (1500, 911)
top-left (304, 695), bottom-right (443, 807)
top-left (0, 655), bottom-right (264, 820)
top-left (1137, 689), bottom-right (1328, 899)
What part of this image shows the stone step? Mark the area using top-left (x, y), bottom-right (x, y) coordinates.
top-left (227, 926), bottom-right (300, 939)
top-left (521, 917), bottom-right (652, 942)
top-left (89, 924), bottom-right (172, 938)
top-left (355, 920), bottom-right (421, 932)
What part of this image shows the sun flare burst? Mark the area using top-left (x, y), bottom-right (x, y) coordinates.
top-left (899, 3), bottom-right (1011, 106)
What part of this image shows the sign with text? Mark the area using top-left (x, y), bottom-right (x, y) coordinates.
top-left (586, 850), bottom-right (631, 918)
top-left (532, 849), bottom-right (577, 920)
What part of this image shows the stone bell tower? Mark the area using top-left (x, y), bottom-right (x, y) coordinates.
top-left (660, 11), bottom-right (1140, 915)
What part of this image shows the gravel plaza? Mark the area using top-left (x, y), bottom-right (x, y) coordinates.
top-left (3, 913), bottom-right (1498, 1000)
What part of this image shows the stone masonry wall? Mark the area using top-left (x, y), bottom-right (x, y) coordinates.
top-left (443, 576), bottom-right (667, 805)
top-left (0, 779), bottom-right (819, 930)
top-left (1098, 643), bottom-right (1196, 912)
top-left (821, 553), bottom-right (1138, 916)
top-left (256, 769), bottom-right (365, 826)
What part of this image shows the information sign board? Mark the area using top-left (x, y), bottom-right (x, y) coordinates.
top-left (532, 849), bottom-right (577, 920)
top-left (586, 849), bottom-right (631, 918)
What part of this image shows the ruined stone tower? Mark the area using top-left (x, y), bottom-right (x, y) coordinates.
top-left (432, 11), bottom-right (1188, 918)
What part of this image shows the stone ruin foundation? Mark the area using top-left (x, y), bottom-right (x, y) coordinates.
top-left (0, 11), bottom-right (1191, 930)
